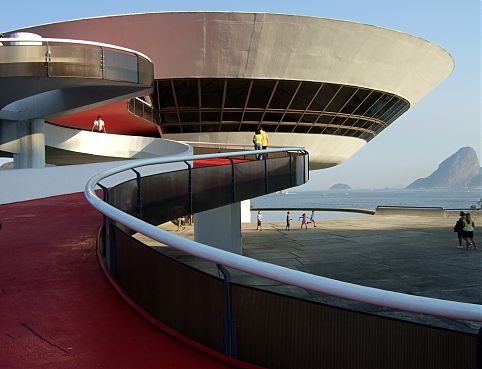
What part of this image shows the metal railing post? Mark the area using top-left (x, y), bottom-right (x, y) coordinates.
top-left (229, 158), bottom-right (235, 202)
top-left (97, 183), bottom-right (117, 277)
top-left (478, 327), bottom-right (482, 369)
top-left (131, 168), bottom-right (143, 219)
top-left (100, 47), bottom-right (104, 79)
top-left (184, 161), bottom-right (193, 215)
top-left (288, 151), bottom-right (293, 187)
top-left (217, 264), bottom-right (237, 358)
top-left (44, 41), bottom-right (51, 77)
top-left (264, 155), bottom-right (268, 194)
top-left (97, 183), bottom-right (109, 257)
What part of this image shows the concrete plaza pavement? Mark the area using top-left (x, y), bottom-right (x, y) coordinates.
top-left (137, 211), bottom-right (482, 334)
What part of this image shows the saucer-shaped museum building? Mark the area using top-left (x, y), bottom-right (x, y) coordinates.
top-left (17, 12), bottom-right (454, 168)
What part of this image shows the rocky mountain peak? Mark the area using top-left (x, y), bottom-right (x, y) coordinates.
top-left (407, 147), bottom-right (481, 189)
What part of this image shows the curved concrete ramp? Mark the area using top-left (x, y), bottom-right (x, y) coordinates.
top-left (43, 123), bottom-right (191, 165)
top-left (0, 38), bottom-right (153, 121)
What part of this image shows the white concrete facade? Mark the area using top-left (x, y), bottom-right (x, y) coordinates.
top-left (166, 131), bottom-right (366, 169)
top-left (20, 12), bottom-right (454, 105)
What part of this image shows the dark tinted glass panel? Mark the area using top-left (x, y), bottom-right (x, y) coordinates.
top-left (225, 79), bottom-right (251, 108)
top-left (200, 124), bottom-right (219, 132)
top-left (158, 112), bottom-right (178, 123)
top-left (262, 112), bottom-right (283, 122)
top-left (316, 114), bottom-right (335, 125)
top-left (290, 82), bottom-right (321, 110)
top-left (201, 112), bottom-right (221, 122)
top-left (182, 124), bottom-right (201, 133)
top-left (331, 116), bottom-right (348, 126)
top-left (308, 125), bottom-right (323, 133)
top-left (276, 124), bottom-right (294, 132)
top-left (155, 80), bottom-right (176, 109)
top-left (201, 79), bottom-right (224, 108)
top-left (353, 91), bottom-right (382, 115)
top-left (221, 123), bottom-right (241, 131)
top-left (386, 104), bottom-right (409, 124)
top-left (322, 127), bottom-right (338, 135)
top-left (377, 99), bottom-right (403, 120)
top-left (179, 112), bottom-right (198, 122)
top-left (357, 119), bottom-right (372, 130)
top-left (342, 117), bottom-right (358, 128)
top-left (309, 83), bottom-right (339, 111)
top-left (299, 113), bottom-right (319, 123)
top-left (174, 79), bottom-right (198, 108)
top-left (223, 112), bottom-right (242, 122)
top-left (373, 96), bottom-right (400, 119)
top-left (247, 80), bottom-right (276, 108)
top-left (282, 113), bottom-right (302, 123)
top-left (269, 80), bottom-right (301, 109)
top-left (325, 86), bottom-right (357, 112)
top-left (293, 125), bottom-right (311, 133)
top-left (239, 124), bottom-right (258, 132)
top-left (340, 88), bottom-right (371, 114)
top-left (162, 125), bottom-right (182, 133)
top-left (365, 94), bottom-right (391, 117)
top-left (243, 112), bottom-right (263, 122)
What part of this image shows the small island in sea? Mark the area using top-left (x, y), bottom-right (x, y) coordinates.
top-left (329, 183), bottom-right (352, 190)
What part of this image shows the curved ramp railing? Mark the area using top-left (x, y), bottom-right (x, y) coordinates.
top-left (85, 148), bottom-right (480, 368)
top-left (86, 150), bottom-right (481, 322)
top-left (0, 37), bottom-right (152, 83)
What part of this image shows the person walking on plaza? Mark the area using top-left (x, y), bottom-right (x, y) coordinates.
top-left (260, 126), bottom-right (269, 158)
top-left (256, 210), bottom-right (263, 231)
top-left (309, 210), bottom-right (317, 227)
top-left (300, 212), bottom-right (308, 229)
top-left (92, 115), bottom-right (106, 133)
top-left (454, 211), bottom-right (465, 248)
top-left (285, 211), bottom-right (292, 231)
top-left (253, 129), bottom-right (263, 160)
top-left (462, 212), bottom-right (477, 250)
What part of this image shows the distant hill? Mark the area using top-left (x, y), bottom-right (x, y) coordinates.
top-left (0, 161), bottom-right (13, 170)
top-left (329, 183), bottom-right (352, 190)
top-left (406, 147), bottom-right (481, 189)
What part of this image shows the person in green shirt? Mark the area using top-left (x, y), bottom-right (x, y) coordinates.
top-left (252, 129), bottom-right (263, 160)
top-left (462, 213), bottom-right (477, 250)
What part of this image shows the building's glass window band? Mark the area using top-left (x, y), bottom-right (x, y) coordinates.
top-left (149, 78), bottom-right (410, 141)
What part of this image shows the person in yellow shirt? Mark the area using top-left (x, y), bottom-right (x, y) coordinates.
top-left (253, 129), bottom-right (263, 159)
top-left (260, 126), bottom-right (269, 150)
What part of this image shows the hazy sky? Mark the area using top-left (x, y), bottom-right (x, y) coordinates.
top-left (2, 0), bottom-right (481, 189)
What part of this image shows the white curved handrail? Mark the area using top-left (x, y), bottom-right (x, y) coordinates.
top-left (0, 37), bottom-right (152, 62)
top-left (85, 149), bottom-right (482, 323)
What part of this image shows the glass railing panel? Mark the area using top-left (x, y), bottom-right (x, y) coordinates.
top-left (234, 160), bottom-right (266, 202)
top-left (0, 45), bottom-right (47, 77)
top-left (266, 157), bottom-right (291, 193)
top-left (103, 49), bottom-right (138, 83)
top-left (191, 165), bottom-right (233, 213)
top-left (48, 44), bottom-right (102, 78)
top-left (138, 57), bottom-right (154, 86)
top-left (114, 227), bottom-right (225, 352)
top-left (140, 170), bottom-right (190, 224)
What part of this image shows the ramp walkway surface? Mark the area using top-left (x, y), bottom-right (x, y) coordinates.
top-left (0, 193), bottom-right (241, 369)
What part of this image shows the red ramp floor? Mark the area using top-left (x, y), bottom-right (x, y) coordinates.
top-left (0, 193), bottom-right (244, 369)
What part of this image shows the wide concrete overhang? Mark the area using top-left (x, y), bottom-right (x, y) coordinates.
top-left (14, 12), bottom-right (454, 105)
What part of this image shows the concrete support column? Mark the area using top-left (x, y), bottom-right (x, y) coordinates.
top-left (13, 119), bottom-right (45, 168)
top-left (241, 199), bottom-right (251, 223)
top-left (194, 202), bottom-right (242, 254)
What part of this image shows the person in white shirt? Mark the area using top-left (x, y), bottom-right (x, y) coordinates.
top-left (256, 211), bottom-right (263, 231)
top-left (92, 115), bottom-right (106, 133)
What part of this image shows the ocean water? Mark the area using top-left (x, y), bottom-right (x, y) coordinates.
top-left (251, 188), bottom-right (482, 222)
